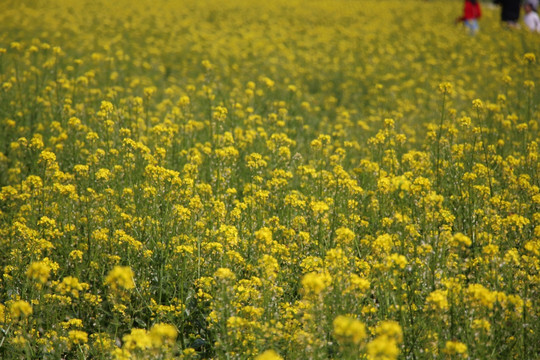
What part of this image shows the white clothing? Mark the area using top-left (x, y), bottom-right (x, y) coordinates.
top-left (524, 11), bottom-right (540, 32)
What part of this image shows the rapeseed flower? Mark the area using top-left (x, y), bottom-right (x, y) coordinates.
top-left (104, 266), bottom-right (135, 291)
top-left (367, 335), bottom-right (400, 360)
top-left (443, 340), bottom-right (468, 358)
top-left (333, 315), bottom-right (366, 344)
top-left (301, 272), bottom-right (331, 296)
top-left (214, 267), bottom-right (236, 282)
top-left (255, 349), bottom-right (283, 360)
top-left (149, 323), bottom-right (177, 347)
top-left (26, 260), bottom-right (52, 284)
top-left (426, 289), bottom-right (449, 311)
top-left (9, 300), bottom-right (32, 319)
top-left (57, 276), bottom-right (89, 298)
top-left (68, 330), bottom-right (88, 345)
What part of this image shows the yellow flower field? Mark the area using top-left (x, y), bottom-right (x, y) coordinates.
top-left (0, 0), bottom-right (539, 358)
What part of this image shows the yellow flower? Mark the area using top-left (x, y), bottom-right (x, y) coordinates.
top-left (367, 335), bottom-right (400, 360)
top-left (258, 254), bottom-right (279, 280)
top-left (255, 350), bottom-right (283, 360)
top-left (212, 105), bottom-right (228, 122)
top-left (326, 247), bottom-right (350, 271)
top-left (149, 323), bottom-right (177, 347)
top-left (374, 320), bottom-right (403, 343)
top-left (68, 330), bottom-right (88, 345)
top-left (201, 59), bottom-right (213, 71)
top-left (104, 266), bottom-right (135, 291)
top-left (143, 87), bottom-right (156, 98)
top-left (56, 276), bottom-right (89, 298)
top-left (95, 168), bottom-right (112, 182)
top-left (335, 227), bottom-right (355, 246)
top-left (73, 164), bottom-right (89, 177)
top-left (111, 348), bottom-right (131, 360)
top-left (386, 253), bottom-right (408, 269)
top-left (12, 335), bottom-right (27, 346)
top-left (91, 333), bottom-right (115, 351)
top-left (26, 260), bottom-right (52, 284)
top-left (99, 100), bottom-right (114, 116)
top-left (472, 99), bottom-right (484, 110)
top-left (451, 233), bottom-right (471, 248)
top-left (310, 200), bottom-right (329, 215)
top-left (426, 289), bottom-right (449, 311)
top-left (466, 283), bottom-right (496, 309)
top-left (472, 318), bottom-right (491, 333)
top-left (301, 272), bottom-right (332, 296)
top-left (38, 150), bottom-right (57, 165)
top-left (310, 134), bottom-right (331, 151)
top-left (69, 250), bottom-right (84, 262)
top-left (246, 152), bottom-right (267, 170)
top-left (348, 274), bottom-right (370, 293)
top-left (255, 227), bottom-right (273, 246)
top-left (300, 256), bottom-right (323, 273)
top-left (372, 234), bottom-right (394, 255)
top-left (438, 82), bottom-right (453, 95)
top-left (523, 53), bottom-right (536, 64)
top-left (10, 300), bottom-right (32, 318)
top-left (178, 95), bottom-right (190, 107)
top-left (122, 328), bottom-right (152, 350)
top-left (443, 340), bottom-right (468, 357)
top-left (333, 315), bottom-right (367, 344)
top-left (214, 267), bottom-right (236, 282)
top-left (61, 318), bottom-right (84, 329)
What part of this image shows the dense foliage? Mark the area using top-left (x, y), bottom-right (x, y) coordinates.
top-left (1, 0), bottom-right (539, 359)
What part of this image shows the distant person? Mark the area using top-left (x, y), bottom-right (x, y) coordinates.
top-left (494, 0), bottom-right (522, 27)
top-left (457, 0), bottom-right (482, 34)
top-left (524, 1), bottom-right (540, 31)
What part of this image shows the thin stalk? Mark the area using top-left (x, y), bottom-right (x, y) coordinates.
top-left (435, 92), bottom-right (446, 191)
top-left (476, 108), bottom-right (493, 196)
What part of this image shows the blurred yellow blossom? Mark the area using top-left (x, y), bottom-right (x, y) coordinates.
top-left (10, 300), bottom-right (32, 319)
top-left (105, 266), bottom-right (135, 291)
top-left (333, 315), bottom-right (366, 344)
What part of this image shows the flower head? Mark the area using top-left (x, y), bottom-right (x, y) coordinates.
top-left (105, 266), bottom-right (135, 291)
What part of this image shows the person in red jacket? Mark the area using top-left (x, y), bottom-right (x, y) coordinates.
top-left (456, 0), bottom-right (482, 34)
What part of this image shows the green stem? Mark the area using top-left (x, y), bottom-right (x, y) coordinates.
top-left (435, 93), bottom-right (446, 191)
top-left (476, 108), bottom-right (493, 196)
